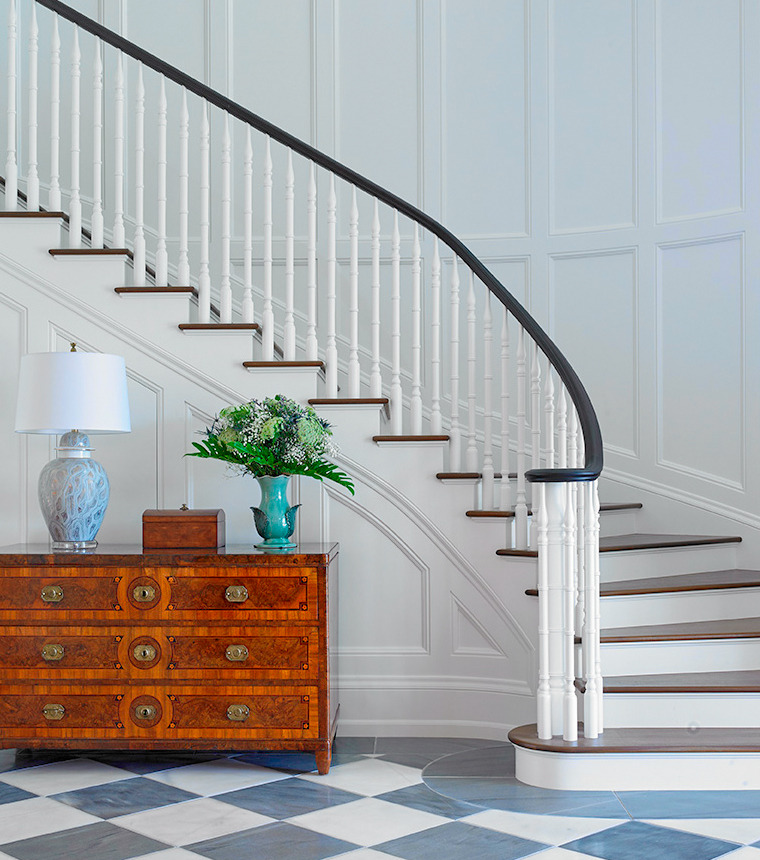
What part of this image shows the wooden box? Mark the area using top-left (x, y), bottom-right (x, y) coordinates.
top-left (142, 509), bottom-right (226, 549)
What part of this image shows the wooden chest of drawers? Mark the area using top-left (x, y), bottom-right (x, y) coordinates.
top-left (0, 544), bottom-right (339, 773)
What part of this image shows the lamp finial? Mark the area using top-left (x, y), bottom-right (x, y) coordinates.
top-left (70, 342), bottom-right (77, 352)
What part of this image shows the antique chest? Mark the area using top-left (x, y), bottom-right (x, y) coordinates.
top-left (0, 543), bottom-right (339, 774)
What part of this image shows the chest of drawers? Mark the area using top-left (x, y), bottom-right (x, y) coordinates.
top-left (0, 544), bottom-right (339, 774)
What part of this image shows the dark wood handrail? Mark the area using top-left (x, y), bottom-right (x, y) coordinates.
top-left (34, 0), bottom-right (602, 482)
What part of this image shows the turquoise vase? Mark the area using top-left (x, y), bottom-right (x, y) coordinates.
top-left (252, 474), bottom-right (300, 549)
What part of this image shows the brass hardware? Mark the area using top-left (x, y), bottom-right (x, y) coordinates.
top-left (41, 585), bottom-right (64, 603)
top-left (225, 644), bottom-right (249, 662)
top-left (134, 703), bottom-right (157, 720)
top-left (41, 643), bottom-right (65, 661)
top-left (43, 703), bottom-right (65, 721)
top-left (132, 584), bottom-right (156, 603)
top-left (133, 644), bottom-right (157, 662)
top-left (225, 585), bottom-right (248, 603)
top-left (226, 703), bottom-right (250, 722)
top-left (180, 503), bottom-right (189, 511)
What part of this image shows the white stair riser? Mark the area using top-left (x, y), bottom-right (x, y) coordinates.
top-left (603, 692), bottom-right (760, 728)
top-left (0, 218), bottom-right (63, 255)
top-left (599, 544), bottom-right (738, 581)
top-left (601, 637), bottom-right (760, 675)
top-left (601, 586), bottom-right (760, 628)
top-left (598, 509), bottom-right (639, 537)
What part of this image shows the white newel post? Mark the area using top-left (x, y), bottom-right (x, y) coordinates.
top-left (582, 479), bottom-right (602, 737)
top-left (5, 0), bottom-right (17, 211)
top-left (26, 3), bottom-right (39, 211)
top-left (68, 27), bottom-right (81, 247)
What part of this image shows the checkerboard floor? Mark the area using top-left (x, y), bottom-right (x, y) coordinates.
top-left (1, 739), bottom-right (759, 860)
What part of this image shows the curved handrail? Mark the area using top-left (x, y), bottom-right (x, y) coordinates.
top-left (35, 0), bottom-right (602, 483)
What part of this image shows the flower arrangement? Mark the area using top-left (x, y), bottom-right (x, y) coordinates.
top-left (187, 394), bottom-right (354, 494)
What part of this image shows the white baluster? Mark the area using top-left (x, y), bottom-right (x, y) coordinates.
top-left (482, 291), bottom-right (495, 509)
top-left (514, 326), bottom-right (528, 548)
top-left (536, 483), bottom-right (551, 739)
top-left (562, 481), bottom-right (578, 741)
top-left (410, 224), bottom-right (423, 432)
top-left (284, 150), bottom-right (296, 358)
top-left (177, 88), bottom-right (189, 285)
top-left (557, 384), bottom-right (568, 469)
top-left (90, 39), bottom-right (103, 246)
top-left (26, 3), bottom-right (39, 211)
top-left (369, 199), bottom-right (382, 397)
top-left (198, 101), bottom-right (211, 321)
top-left (466, 271), bottom-right (478, 471)
top-left (390, 212), bottom-right (402, 434)
top-left (112, 51), bottom-right (124, 247)
top-left (242, 127), bottom-right (254, 323)
top-left (571, 407), bottom-right (585, 671)
top-left (347, 187), bottom-right (360, 395)
top-left (430, 239), bottom-right (442, 434)
top-left (5, 0), bottom-right (17, 210)
top-left (500, 307), bottom-right (511, 512)
top-left (305, 162), bottom-right (318, 360)
top-left (219, 114), bottom-right (232, 322)
top-left (449, 256), bottom-right (461, 470)
top-left (544, 369), bottom-right (555, 469)
top-left (48, 14), bottom-right (61, 212)
top-left (132, 63), bottom-right (145, 282)
top-left (529, 342), bottom-right (542, 548)
top-left (325, 174), bottom-right (338, 395)
top-left (583, 480), bottom-right (602, 738)
top-left (262, 135), bottom-right (274, 357)
top-left (155, 76), bottom-right (168, 283)
top-left (68, 27), bottom-right (81, 247)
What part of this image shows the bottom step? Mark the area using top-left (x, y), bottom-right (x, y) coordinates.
top-left (509, 724), bottom-right (760, 790)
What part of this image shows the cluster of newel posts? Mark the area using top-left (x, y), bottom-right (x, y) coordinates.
top-left (3, 0), bottom-right (602, 740)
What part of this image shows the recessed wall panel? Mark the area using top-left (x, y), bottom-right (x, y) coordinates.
top-left (549, 0), bottom-right (635, 233)
top-left (0, 297), bottom-right (26, 546)
top-left (658, 237), bottom-right (743, 487)
top-left (550, 250), bottom-right (637, 456)
top-left (656, 0), bottom-right (743, 221)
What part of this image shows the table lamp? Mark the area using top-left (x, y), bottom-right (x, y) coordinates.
top-left (15, 344), bottom-right (131, 550)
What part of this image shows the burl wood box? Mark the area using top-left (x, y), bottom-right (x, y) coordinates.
top-left (142, 509), bottom-right (226, 549)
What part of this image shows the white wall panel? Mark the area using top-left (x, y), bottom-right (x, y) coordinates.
top-left (657, 235), bottom-right (744, 488)
top-left (549, 249), bottom-right (638, 457)
top-left (656, 0), bottom-right (743, 221)
top-left (549, 0), bottom-right (636, 233)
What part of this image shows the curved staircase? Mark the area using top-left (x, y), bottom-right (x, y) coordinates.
top-left (1, 0), bottom-right (759, 791)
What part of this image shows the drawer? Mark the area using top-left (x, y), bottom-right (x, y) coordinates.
top-left (0, 693), bottom-right (121, 730)
top-left (0, 572), bottom-right (122, 616)
top-left (0, 629), bottom-right (120, 675)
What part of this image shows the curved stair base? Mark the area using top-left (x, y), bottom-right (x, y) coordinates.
top-left (510, 724), bottom-right (760, 790)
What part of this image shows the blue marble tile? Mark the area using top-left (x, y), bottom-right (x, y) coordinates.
top-left (0, 782), bottom-right (36, 805)
top-left (562, 820), bottom-right (739, 860)
top-left (87, 752), bottom-right (227, 775)
top-left (375, 783), bottom-right (483, 819)
top-left (232, 750), bottom-right (364, 772)
top-left (616, 790), bottom-right (760, 820)
top-left (214, 777), bottom-right (363, 818)
top-left (0, 749), bottom-right (78, 774)
top-left (376, 820), bottom-right (548, 860)
top-left (421, 744), bottom-right (515, 779)
top-left (0, 821), bottom-right (169, 860)
top-left (332, 737), bottom-right (376, 755)
top-left (377, 738), bottom-right (503, 769)
top-left (52, 776), bottom-right (200, 818)
top-left (188, 821), bottom-right (359, 860)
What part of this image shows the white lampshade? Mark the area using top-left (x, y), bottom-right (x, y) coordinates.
top-left (15, 351), bottom-right (131, 435)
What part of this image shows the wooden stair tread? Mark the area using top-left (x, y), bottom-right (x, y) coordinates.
top-left (49, 247), bottom-right (131, 256)
top-left (498, 532), bottom-right (742, 558)
top-left (243, 360), bottom-right (324, 368)
top-left (509, 723), bottom-right (760, 753)
top-left (438, 472), bottom-right (515, 480)
top-left (117, 286), bottom-right (194, 294)
top-left (179, 323), bottom-right (260, 331)
top-left (375, 435), bottom-right (449, 443)
top-left (0, 210), bottom-right (66, 218)
top-left (468, 502), bottom-right (641, 519)
top-left (601, 616), bottom-right (760, 643)
top-left (604, 670), bottom-right (760, 693)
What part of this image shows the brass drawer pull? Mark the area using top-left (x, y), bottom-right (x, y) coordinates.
top-left (226, 703), bottom-right (250, 722)
top-left (41, 585), bottom-right (64, 603)
top-left (133, 644), bottom-right (157, 662)
top-left (134, 703), bottom-right (157, 720)
top-left (225, 585), bottom-right (248, 603)
top-left (41, 643), bottom-right (65, 662)
top-left (225, 644), bottom-right (249, 662)
top-left (132, 584), bottom-right (156, 603)
top-left (43, 703), bottom-right (65, 721)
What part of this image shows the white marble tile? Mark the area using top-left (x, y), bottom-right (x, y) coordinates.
top-left (289, 797), bottom-right (447, 846)
top-left (124, 851), bottom-right (207, 860)
top-left (0, 759), bottom-right (136, 795)
top-left (463, 809), bottom-right (626, 845)
top-left (524, 849), bottom-right (609, 860)
top-left (719, 849), bottom-right (760, 859)
top-left (298, 758), bottom-right (423, 796)
top-left (329, 851), bottom-right (404, 860)
top-left (145, 758), bottom-right (288, 796)
top-left (643, 819), bottom-right (760, 846)
top-left (0, 796), bottom-right (100, 842)
top-left (113, 797), bottom-right (274, 845)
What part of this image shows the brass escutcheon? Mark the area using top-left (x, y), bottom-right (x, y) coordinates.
top-left (225, 585), bottom-right (248, 603)
top-left (134, 703), bottom-right (157, 720)
top-left (133, 644), bottom-right (157, 662)
top-left (41, 643), bottom-right (65, 662)
top-left (225, 644), bottom-right (249, 662)
top-left (226, 703), bottom-right (250, 722)
top-left (132, 584), bottom-right (156, 603)
top-left (41, 585), bottom-right (64, 603)
top-left (42, 703), bottom-right (65, 721)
